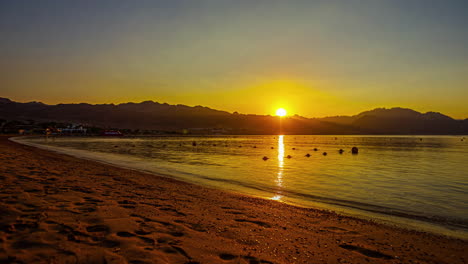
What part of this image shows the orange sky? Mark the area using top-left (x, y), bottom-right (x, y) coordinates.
top-left (1, 1), bottom-right (467, 119)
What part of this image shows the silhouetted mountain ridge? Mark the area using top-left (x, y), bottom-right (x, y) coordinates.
top-left (0, 98), bottom-right (466, 134)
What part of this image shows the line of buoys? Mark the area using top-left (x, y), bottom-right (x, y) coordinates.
top-left (260, 147), bottom-right (360, 160)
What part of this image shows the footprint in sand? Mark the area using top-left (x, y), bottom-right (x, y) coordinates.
top-left (234, 219), bottom-right (271, 228)
top-left (118, 200), bottom-right (137, 209)
top-left (116, 231), bottom-right (135, 237)
top-left (339, 244), bottom-right (394, 259)
top-left (218, 253), bottom-right (274, 264)
top-left (86, 225), bottom-right (110, 233)
top-left (100, 239), bottom-right (121, 248)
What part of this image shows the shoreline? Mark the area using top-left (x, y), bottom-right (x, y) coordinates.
top-left (11, 136), bottom-right (468, 240)
top-left (1, 136), bottom-right (467, 263)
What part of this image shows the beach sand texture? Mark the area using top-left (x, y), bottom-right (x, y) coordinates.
top-left (0, 136), bottom-right (466, 264)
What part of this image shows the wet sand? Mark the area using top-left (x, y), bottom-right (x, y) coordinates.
top-left (0, 136), bottom-right (466, 264)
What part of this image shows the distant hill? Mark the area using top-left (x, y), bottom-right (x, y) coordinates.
top-left (1, 97), bottom-right (467, 134)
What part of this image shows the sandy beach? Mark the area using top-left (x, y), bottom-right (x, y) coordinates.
top-left (0, 136), bottom-right (466, 264)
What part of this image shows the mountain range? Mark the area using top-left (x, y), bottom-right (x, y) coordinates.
top-left (1, 97), bottom-right (467, 134)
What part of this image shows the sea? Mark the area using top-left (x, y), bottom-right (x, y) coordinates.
top-left (16, 135), bottom-right (468, 239)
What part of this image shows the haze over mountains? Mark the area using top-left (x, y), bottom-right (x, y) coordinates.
top-left (1, 97), bottom-right (467, 135)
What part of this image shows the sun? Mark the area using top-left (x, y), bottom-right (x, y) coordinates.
top-left (276, 108), bottom-right (287, 117)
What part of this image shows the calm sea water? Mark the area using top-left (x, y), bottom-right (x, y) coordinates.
top-left (20, 135), bottom-right (468, 238)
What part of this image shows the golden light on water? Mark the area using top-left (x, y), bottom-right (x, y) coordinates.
top-left (276, 108), bottom-right (287, 117)
top-left (271, 135), bottom-right (285, 201)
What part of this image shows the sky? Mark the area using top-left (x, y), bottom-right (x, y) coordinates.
top-left (1, 0), bottom-right (467, 118)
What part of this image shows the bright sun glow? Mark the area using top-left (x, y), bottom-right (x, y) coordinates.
top-left (276, 108), bottom-right (287, 117)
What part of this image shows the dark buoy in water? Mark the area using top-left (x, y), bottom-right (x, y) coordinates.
top-left (313, 148), bottom-right (318, 151)
top-left (114, 145), bottom-right (118, 148)
top-left (292, 148), bottom-right (296, 150)
top-left (192, 141), bottom-right (197, 146)
top-left (286, 155), bottom-right (292, 159)
top-left (420, 138), bottom-right (423, 141)
top-left (351, 147), bottom-right (359, 154)
top-left (271, 147), bottom-right (274, 149)
top-left (339, 149), bottom-right (344, 154)
top-left (322, 152), bottom-right (327, 156)
top-left (253, 146), bottom-right (257, 148)
top-left (262, 156), bottom-right (269, 161)
top-left (305, 153), bottom-right (311, 157)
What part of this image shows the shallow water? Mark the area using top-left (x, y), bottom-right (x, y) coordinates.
top-left (20, 135), bottom-right (468, 238)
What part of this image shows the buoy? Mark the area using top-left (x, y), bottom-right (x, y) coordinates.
top-left (339, 149), bottom-right (344, 154)
top-left (271, 147), bottom-right (274, 149)
top-left (313, 148), bottom-right (318, 151)
top-left (262, 156), bottom-right (269, 161)
top-left (305, 153), bottom-right (311, 157)
top-left (253, 146), bottom-right (257, 148)
top-left (292, 148), bottom-right (296, 150)
top-left (286, 155), bottom-right (292, 159)
top-left (323, 152), bottom-right (327, 156)
top-left (351, 147), bottom-right (359, 154)
top-left (192, 141), bottom-right (197, 146)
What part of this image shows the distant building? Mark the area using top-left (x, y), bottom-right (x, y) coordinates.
top-left (101, 130), bottom-right (123, 136)
top-left (58, 124), bottom-right (87, 135)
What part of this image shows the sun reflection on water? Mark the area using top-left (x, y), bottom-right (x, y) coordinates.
top-left (271, 135), bottom-right (284, 201)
